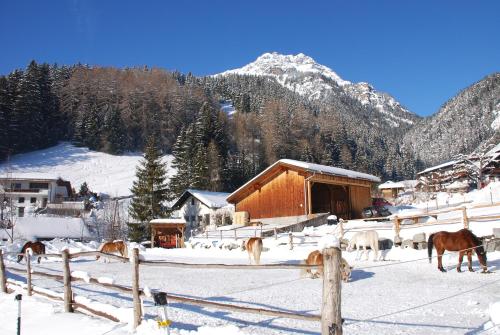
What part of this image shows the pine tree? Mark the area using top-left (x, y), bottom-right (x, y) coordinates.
top-left (128, 136), bottom-right (170, 241)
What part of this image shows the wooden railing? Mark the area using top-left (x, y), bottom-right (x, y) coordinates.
top-left (0, 247), bottom-right (344, 335)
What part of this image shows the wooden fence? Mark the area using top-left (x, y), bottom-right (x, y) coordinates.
top-left (0, 247), bottom-right (344, 335)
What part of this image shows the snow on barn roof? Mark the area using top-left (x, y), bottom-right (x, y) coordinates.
top-left (172, 189), bottom-right (232, 210)
top-left (227, 159), bottom-right (380, 203)
top-left (0, 172), bottom-right (64, 181)
top-left (279, 159), bottom-right (381, 182)
top-left (378, 181), bottom-right (405, 189)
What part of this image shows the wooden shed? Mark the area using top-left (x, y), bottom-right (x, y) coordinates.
top-left (150, 219), bottom-right (185, 248)
top-left (227, 159), bottom-right (380, 221)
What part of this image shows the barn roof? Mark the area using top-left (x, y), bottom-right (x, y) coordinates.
top-left (227, 159), bottom-right (380, 203)
top-left (171, 189), bottom-right (232, 210)
top-left (378, 181), bottom-right (405, 189)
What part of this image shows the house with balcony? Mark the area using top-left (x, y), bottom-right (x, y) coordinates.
top-left (0, 172), bottom-right (73, 217)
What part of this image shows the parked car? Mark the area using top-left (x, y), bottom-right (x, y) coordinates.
top-left (362, 206), bottom-right (392, 219)
top-left (372, 197), bottom-right (392, 207)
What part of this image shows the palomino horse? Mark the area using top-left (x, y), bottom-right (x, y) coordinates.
top-left (243, 237), bottom-right (263, 265)
top-left (302, 250), bottom-right (352, 282)
top-left (17, 241), bottom-right (46, 264)
top-left (428, 229), bottom-right (488, 273)
top-left (347, 230), bottom-right (379, 261)
top-left (96, 240), bottom-right (128, 262)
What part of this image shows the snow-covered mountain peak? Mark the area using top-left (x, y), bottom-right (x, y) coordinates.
top-left (217, 52), bottom-right (418, 127)
top-left (220, 52), bottom-right (351, 87)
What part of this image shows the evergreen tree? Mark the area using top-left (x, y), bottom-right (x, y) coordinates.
top-left (128, 136), bottom-right (170, 241)
top-left (103, 105), bottom-right (128, 154)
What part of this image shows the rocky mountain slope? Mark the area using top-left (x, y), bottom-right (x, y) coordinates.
top-left (403, 73), bottom-right (500, 165)
top-left (219, 52), bottom-right (420, 129)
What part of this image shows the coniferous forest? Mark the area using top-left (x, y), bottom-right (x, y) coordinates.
top-left (1, 61), bottom-right (498, 197)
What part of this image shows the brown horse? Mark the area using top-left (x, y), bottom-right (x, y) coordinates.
top-left (302, 250), bottom-right (352, 282)
top-left (428, 229), bottom-right (488, 273)
top-left (96, 240), bottom-right (128, 262)
top-left (17, 241), bottom-right (46, 264)
top-left (244, 237), bottom-right (263, 265)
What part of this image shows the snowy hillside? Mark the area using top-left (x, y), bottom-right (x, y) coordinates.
top-left (0, 143), bottom-right (174, 197)
top-left (218, 52), bottom-right (418, 127)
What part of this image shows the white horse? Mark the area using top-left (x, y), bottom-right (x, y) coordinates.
top-left (347, 230), bottom-right (379, 261)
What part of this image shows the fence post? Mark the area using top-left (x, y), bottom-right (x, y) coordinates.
top-left (274, 228), bottom-right (277, 240)
top-left (220, 230), bottom-right (223, 241)
top-left (321, 247), bottom-right (342, 335)
top-left (132, 248), bottom-right (141, 328)
top-left (0, 249), bottom-right (6, 293)
top-left (394, 216), bottom-right (401, 241)
top-left (62, 249), bottom-right (73, 313)
top-left (25, 250), bottom-right (32, 296)
top-left (338, 219), bottom-right (344, 239)
top-left (260, 224), bottom-right (263, 237)
top-left (234, 229), bottom-right (237, 241)
top-left (288, 232), bottom-right (294, 250)
top-left (462, 207), bottom-right (469, 229)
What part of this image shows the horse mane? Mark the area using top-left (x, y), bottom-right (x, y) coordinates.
top-left (467, 230), bottom-right (482, 246)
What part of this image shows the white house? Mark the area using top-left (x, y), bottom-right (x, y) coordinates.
top-left (0, 172), bottom-right (73, 217)
top-left (170, 189), bottom-right (233, 236)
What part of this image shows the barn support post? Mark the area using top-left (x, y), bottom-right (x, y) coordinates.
top-left (260, 223), bottom-right (263, 237)
top-left (131, 247), bottom-right (142, 328)
top-left (0, 249), bottom-right (7, 293)
top-left (462, 207), bottom-right (469, 229)
top-left (288, 232), bottom-right (294, 250)
top-left (62, 249), bottom-right (73, 313)
top-left (25, 250), bottom-right (32, 296)
top-left (321, 247), bottom-right (342, 335)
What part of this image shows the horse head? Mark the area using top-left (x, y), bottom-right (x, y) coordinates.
top-left (475, 244), bottom-right (488, 271)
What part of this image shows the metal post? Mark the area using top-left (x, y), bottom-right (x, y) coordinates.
top-left (25, 250), bottom-right (31, 296)
top-left (15, 294), bottom-right (22, 335)
top-left (0, 249), bottom-right (7, 293)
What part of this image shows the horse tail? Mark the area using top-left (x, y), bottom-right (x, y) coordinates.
top-left (123, 242), bottom-right (129, 259)
top-left (253, 238), bottom-right (263, 265)
top-left (428, 233), bottom-right (435, 263)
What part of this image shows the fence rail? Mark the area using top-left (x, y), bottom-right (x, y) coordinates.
top-left (0, 247), bottom-right (340, 334)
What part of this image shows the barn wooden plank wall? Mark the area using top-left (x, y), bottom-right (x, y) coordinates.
top-left (235, 169), bottom-right (306, 219)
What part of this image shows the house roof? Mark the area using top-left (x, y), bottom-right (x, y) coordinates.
top-left (227, 159), bottom-right (380, 203)
top-left (150, 218), bottom-right (186, 225)
top-left (417, 160), bottom-right (459, 175)
top-left (0, 172), bottom-right (64, 181)
top-left (378, 181), bottom-right (405, 189)
top-left (171, 189), bottom-right (231, 210)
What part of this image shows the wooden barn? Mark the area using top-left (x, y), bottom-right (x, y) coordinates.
top-left (227, 159), bottom-right (380, 221)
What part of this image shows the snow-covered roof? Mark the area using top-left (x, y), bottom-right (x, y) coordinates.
top-left (0, 172), bottom-right (64, 181)
top-left (378, 181), bottom-right (405, 189)
top-left (150, 218), bottom-right (186, 225)
top-left (172, 189), bottom-right (231, 209)
top-left (279, 159), bottom-right (380, 182)
top-left (227, 159), bottom-right (380, 203)
top-left (446, 180), bottom-right (469, 190)
top-left (417, 160), bottom-right (459, 175)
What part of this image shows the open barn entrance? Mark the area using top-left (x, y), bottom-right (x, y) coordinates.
top-left (311, 183), bottom-right (351, 220)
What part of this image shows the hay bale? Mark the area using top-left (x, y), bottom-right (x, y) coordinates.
top-left (413, 232), bottom-right (426, 243)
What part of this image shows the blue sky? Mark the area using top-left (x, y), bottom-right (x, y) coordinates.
top-left (0, 0), bottom-right (498, 116)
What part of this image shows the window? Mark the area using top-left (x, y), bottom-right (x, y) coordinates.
top-left (18, 197), bottom-right (25, 203)
top-left (18, 207), bottom-right (24, 217)
top-left (30, 197), bottom-right (36, 204)
top-left (29, 182), bottom-right (49, 189)
top-left (11, 183), bottom-right (21, 189)
top-left (191, 198), bottom-right (195, 205)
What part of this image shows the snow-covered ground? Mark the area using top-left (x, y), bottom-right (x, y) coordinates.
top-left (1, 215), bottom-right (499, 335)
top-left (0, 143), bottom-right (174, 197)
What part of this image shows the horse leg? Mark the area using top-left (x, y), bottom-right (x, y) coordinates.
top-left (437, 247), bottom-right (446, 272)
top-left (37, 256), bottom-right (41, 264)
top-left (456, 251), bottom-right (464, 272)
top-left (467, 251), bottom-right (474, 272)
